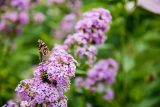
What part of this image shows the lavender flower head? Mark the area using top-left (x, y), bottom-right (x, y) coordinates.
top-left (14, 46), bottom-right (77, 106)
top-left (63, 8), bottom-right (112, 64)
top-left (75, 58), bottom-right (118, 101)
top-left (75, 8), bottom-right (112, 44)
top-left (87, 58), bottom-right (118, 85)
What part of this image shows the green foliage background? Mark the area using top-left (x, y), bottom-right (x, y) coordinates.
top-left (0, 0), bottom-right (160, 107)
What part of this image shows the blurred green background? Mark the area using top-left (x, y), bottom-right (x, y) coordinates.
top-left (0, 0), bottom-right (160, 107)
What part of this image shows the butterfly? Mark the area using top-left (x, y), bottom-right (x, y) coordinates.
top-left (38, 39), bottom-right (50, 63)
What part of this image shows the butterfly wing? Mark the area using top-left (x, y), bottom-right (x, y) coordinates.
top-left (38, 39), bottom-right (50, 62)
top-left (39, 51), bottom-right (43, 62)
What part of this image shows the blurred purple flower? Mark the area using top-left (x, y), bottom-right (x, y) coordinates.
top-left (55, 13), bottom-right (77, 39)
top-left (2, 100), bottom-right (17, 107)
top-left (75, 77), bottom-right (84, 88)
top-left (75, 58), bottom-right (118, 101)
top-left (19, 11), bottom-right (29, 25)
top-left (87, 58), bottom-right (118, 86)
top-left (11, 0), bottom-right (30, 10)
top-left (97, 83), bottom-right (104, 92)
top-left (0, 0), bottom-right (43, 35)
top-left (103, 89), bottom-right (114, 101)
top-left (2, 11), bottom-right (18, 22)
top-left (61, 13), bottom-right (76, 31)
top-left (33, 12), bottom-right (45, 23)
top-left (88, 58), bottom-right (118, 85)
top-left (47, 0), bottom-right (64, 5)
top-left (0, 21), bottom-right (5, 31)
top-left (67, 0), bottom-right (81, 13)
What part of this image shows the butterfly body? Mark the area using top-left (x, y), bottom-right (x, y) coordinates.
top-left (38, 39), bottom-right (50, 63)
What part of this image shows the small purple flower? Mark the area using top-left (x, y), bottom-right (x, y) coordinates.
top-left (55, 13), bottom-right (77, 39)
top-left (19, 11), bottom-right (29, 25)
top-left (33, 12), bottom-right (45, 23)
top-left (2, 11), bottom-right (18, 22)
top-left (97, 83), bottom-right (104, 92)
top-left (61, 13), bottom-right (76, 32)
top-left (47, 0), bottom-right (64, 5)
top-left (103, 89), bottom-right (114, 101)
top-left (2, 100), bottom-right (18, 107)
top-left (75, 77), bottom-right (84, 88)
top-left (0, 21), bottom-right (5, 31)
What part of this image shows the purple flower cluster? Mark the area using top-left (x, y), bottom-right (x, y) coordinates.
top-left (0, 11), bottom-right (29, 34)
top-left (4, 46), bottom-right (77, 107)
top-left (63, 8), bottom-right (112, 64)
top-left (75, 58), bottom-right (118, 101)
top-left (0, 0), bottom-right (44, 34)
